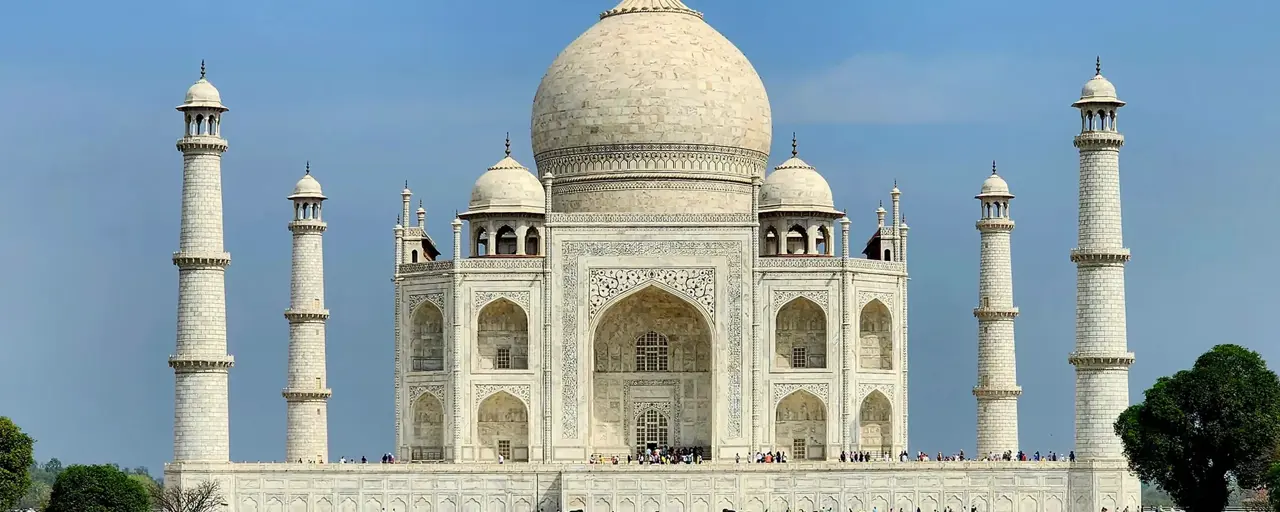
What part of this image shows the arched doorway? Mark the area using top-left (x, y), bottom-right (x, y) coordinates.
top-left (591, 286), bottom-right (712, 456)
top-left (475, 298), bottom-right (529, 370)
top-left (858, 300), bottom-right (893, 370)
top-left (775, 390), bottom-right (827, 460)
top-left (774, 297), bottom-right (827, 370)
top-left (410, 393), bottom-right (445, 461)
top-left (475, 391), bottom-right (529, 461)
top-left (634, 408), bottom-right (670, 452)
top-left (410, 302), bottom-right (445, 372)
top-left (858, 390), bottom-right (893, 455)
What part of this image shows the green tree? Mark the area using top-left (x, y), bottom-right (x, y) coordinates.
top-left (45, 464), bottom-right (150, 512)
top-left (41, 458), bottom-right (61, 475)
top-left (1115, 344), bottom-right (1280, 512)
top-left (149, 480), bottom-right (228, 512)
top-left (0, 416), bottom-right (36, 510)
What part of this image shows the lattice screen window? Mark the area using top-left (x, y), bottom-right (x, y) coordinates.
top-left (792, 438), bottom-right (807, 459)
top-left (497, 439), bottom-right (512, 459)
top-left (635, 409), bottom-right (670, 450)
top-left (634, 331), bottom-right (670, 372)
top-left (791, 346), bottom-right (808, 368)
top-left (496, 347), bottom-right (511, 369)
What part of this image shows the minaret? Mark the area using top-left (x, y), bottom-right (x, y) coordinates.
top-left (973, 161), bottom-right (1021, 457)
top-left (283, 162), bottom-right (332, 463)
top-left (171, 61), bottom-right (234, 462)
top-left (1069, 58), bottom-right (1134, 461)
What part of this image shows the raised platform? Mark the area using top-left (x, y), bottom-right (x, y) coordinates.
top-left (165, 460), bottom-right (1140, 512)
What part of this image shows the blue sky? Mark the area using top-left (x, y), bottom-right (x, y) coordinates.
top-left (2, 0), bottom-right (1279, 472)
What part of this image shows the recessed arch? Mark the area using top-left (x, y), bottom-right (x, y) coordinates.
top-left (473, 227), bottom-right (489, 256)
top-left (816, 225), bottom-right (831, 255)
top-left (587, 280), bottom-right (716, 333)
top-left (410, 393), bottom-right (445, 461)
top-left (475, 391), bottom-right (529, 461)
top-left (495, 225), bottom-right (518, 255)
top-left (786, 225), bottom-right (808, 254)
top-left (410, 301), bottom-right (445, 372)
top-left (763, 226), bottom-right (780, 255)
top-left (858, 390), bottom-right (892, 454)
top-left (858, 299), bottom-right (893, 370)
top-left (774, 297), bottom-right (827, 370)
top-left (591, 285), bottom-right (713, 454)
top-left (524, 226), bottom-right (540, 256)
top-left (774, 389), bottom-right (827, 460)
top-left (475, 298), bottom-right (529, 370)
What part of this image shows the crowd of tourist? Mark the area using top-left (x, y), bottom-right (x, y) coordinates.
top-left (281, 448), bottom-right (1075, 464)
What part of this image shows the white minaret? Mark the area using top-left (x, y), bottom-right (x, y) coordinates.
top-left (171, 61), bottom-right (234, 462)
top-left (973, 161), bottom-right (1021, 458)
top-left (1069, 58), bottom-right (1134, 461)
top-left (284, 162), bottom-right (332, 463)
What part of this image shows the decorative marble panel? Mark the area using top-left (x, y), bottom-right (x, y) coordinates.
top-left (407, 292), bottom-right (446, 314)
top-left (588, 267), bottom-right (715, 318)
top-left (475, 384), bottom-right (532, 408)
top-left (560, 240), bottom-right (746, 439)
top-left (771, 289), bottom-right (829, 312)
top-left (409, 384), bottom-right (446, 403)
top-left (473, 290), bottom-right (532, 314)
top-left (771, 382), bottom-right (831, 407)
top-left (857, 291), bottom-right (896, 311)
top-left (857, 382), bottom-right (895, 402)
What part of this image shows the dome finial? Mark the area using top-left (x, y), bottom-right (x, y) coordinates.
top-left (505, 132), bottom-right (511, 157)
top-left (992, 160), bottom-right (998, 175)
top-left (305, 160), bottom-right (310, 175)
top-left (791, 133), bottom-right (798, 158)
top-left (200, 60), bottom-right (206, 79)
top-left (1095, 56), bottom-right (1102, 76)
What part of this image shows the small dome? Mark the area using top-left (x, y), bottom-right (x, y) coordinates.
top-left (466, 156), bottom-right (545, 215)
top-left (289, 172), bottom-right (325, 199)
top-left (978, 164), bottom-right (1012, 198)
top-left (1073, 59), bottom-right (1124, 107)
top-left (759, 157), bottom-right (838, 214)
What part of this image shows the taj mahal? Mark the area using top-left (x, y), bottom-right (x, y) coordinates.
top-left (162, 0), bottom-right (1143, 511)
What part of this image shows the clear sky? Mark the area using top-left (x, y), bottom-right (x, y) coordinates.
top-left (2, 0), bottom-right (1278, 473)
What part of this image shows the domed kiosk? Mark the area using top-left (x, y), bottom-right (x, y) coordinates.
top-left (531, 0), bottom-right (772, 214)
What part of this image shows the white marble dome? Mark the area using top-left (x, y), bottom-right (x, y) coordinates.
top-left (531, 0), bottom-right (771, 156)
top-left (290, 173), bottom-right (325, 199)
top-left (467, 156), bottom-right (545, 214)
top-left (180, 78), bottom-right (226, 110)
top-left (759, 156), bottom-right (838, 213)
top-left (979, 172), bottom-right (1011, 197)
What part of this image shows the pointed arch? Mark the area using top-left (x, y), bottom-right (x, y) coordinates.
top-left (774, 296), bottom-right (827, 370)
top-left (495, 225), bottom-right (518, 255)
top-left (411, 302), bottom-right (445, 372)
top-left (858, 390), bottom-right (893, 454)
top-left (411, 393), bottom-right (445, 461)
top-left (774, 389), bottom-right (827, 460)
top-left (475, 391), bottom-right (529, 461)
top-left (816, 225), bottom-right (831, 255)
top-left (763, 226), bottom-right (779, 255)
top-left (786, 224), bottom-right (808, 254)
top-left (524, 226), bottom-right (540, 256)
top-left (591, 285), bottom-right (713, 454)
top-left (858, 299), bottom-right (893, 370)
top-left (473, 227), bottom-right (489, 256)
top-left (475, 298), bottom-right (528, 370)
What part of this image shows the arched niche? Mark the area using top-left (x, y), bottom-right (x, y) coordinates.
top-left (774, 390), bottom-right (827, 460)
top-left (858, 390), bottom-right (893, 454)
top-left (411, 393), bottom-right (445, 461)
top-left (774, 297), bottom-right (827, 370)
top-left (475, 391), bottom-right (529, 461)
top-left (858, 300), bottom-right (893, 370)
top-left (786, 225), bottom-right (808, 254)
top-left (475, 298), bottom-right (529, 370)
top-left (411, 302), bottom-right (445, 372)
top-left (590, 285), bottom-right (712, 454)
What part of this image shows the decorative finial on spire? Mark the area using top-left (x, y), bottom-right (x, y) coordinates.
top-left (1095, 56), bottom-right (1102, 76)
top-left (404, 180), bottom-right (409, 189)
top-left (504, 132), bottom-right (511, 157)
top-left (305, 160), bottom-right (310, 175)
top-left (992, 160), bottom-right (998, 175)
top-left (791, 133), bottom-right (798, 158)
top-left (200, 60), bottom-right (206, 79)
top-left (419, 199), bottom-right (423, 208)
top-left (879, 200), bottom-right (883, 207)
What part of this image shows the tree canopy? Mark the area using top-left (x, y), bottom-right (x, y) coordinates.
top-left (150, 480), bottom-right (228, 512)
top-left (45, 464), bottom-right (151, 512)
top-left (0, 416), bottom-right (36, 511)
top-left (1115, 344), bottom-right (1280, 512)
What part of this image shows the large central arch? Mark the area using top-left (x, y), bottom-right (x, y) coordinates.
top-left (590, 285), bottom-right (713, 456)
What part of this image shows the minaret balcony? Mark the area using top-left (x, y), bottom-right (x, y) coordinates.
top-left (284, 309), bottom-right (330, 322)
top-left (1069, 248), bottom-right (1131, 265)
top-left (1073, 131), bottom-right (1125, 149)
top-left (1067, 352), bottom-right (1136, 369)
top-left (168, 354), bottom-right (235, 372)
top-left (973, 306), bottom-right (1019, 320)
top-left (281, 388), bottom-right (333, 401)
top-left (975, 218), bottom-right (1015, 232)
top-left (288, 220), bottom-right (327, 233)
top-left (172, 251), bottom-right (231, 269)
top-left (175, 135), bottom-right (228, 152)
top-left (972, 386), bottom-right (1022, 399)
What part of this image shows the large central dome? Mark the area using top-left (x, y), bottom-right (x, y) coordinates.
top-left (531, 0), bottom-right (773, 214)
